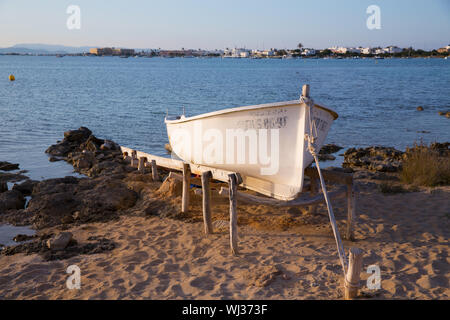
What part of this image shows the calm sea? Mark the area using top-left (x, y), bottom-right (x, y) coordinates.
top-left (1, 56), bottom-right (449, 180)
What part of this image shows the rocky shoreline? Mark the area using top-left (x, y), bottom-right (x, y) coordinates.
top-left (1, 127), bottom-right (449, 260)
top-left (0, 128), bottom-right (173, 260)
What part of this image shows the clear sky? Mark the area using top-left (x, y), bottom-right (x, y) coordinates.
top-left (0, 0), bottom-right (449, 50)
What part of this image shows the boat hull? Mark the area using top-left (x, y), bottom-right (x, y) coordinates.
top-left (165, 100), bottom-right (337, 200)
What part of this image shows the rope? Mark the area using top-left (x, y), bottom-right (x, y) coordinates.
top-left (344, 277), bottom-right (360, 289)
top-left (302, 95), bottom-right (348, 276)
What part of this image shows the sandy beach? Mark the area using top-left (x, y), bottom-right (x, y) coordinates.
top-left (1, 172), bottom-right (448, 300)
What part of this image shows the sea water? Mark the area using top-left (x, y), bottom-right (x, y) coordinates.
top-left (1, 55), bottom-right (449, 179)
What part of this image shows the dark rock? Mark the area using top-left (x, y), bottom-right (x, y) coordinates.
top-left (353, 170), bottom-right (399, 181)
top-left (13, 234), bottom-right (36, 242)
top-left (12, 180), bottom-right (39, 196)
top-left (343, 146), bottom-right (404, 172)
top-left (327, 167), bottom-right (354, 173)
top-left (46, 127), bottom-right (128, 179)
top-left (318, 154), bottom-right (336, 161)
top-left (75, 158), bottom-right (92, 169)
top-left (0, 209), bottom-right (34, 226)
top-left (45, 142), bottom-right (72, 157)
top-left (26, 175), bottom-right (137, 229)
top-left (0, 161), bottom-right (19, 171)
top-left (0, 182), bottom-right (7, 193)
top-left (0, 190), bottom-right (25, 212)
top-left (100, 140), bottom-right (119, 151)
top-left (46, 127), bottom-right (93, 157)
top-left (0, 172), bottom-right (29, 184)
top-left (32, 176), bottom-right (79, 195)
top-left (48, 156), bottom-right (64, 162)
top-left (87, 160), bottom-right (117, 177)
top-left (1, 239), bottom-right (46, 256)
top-left (1, 236), bottom-right (115, 261)
top-left (81, 135), bottom-right (104, 152)
top-left (319, 144), bottom-right (343, 155)
top-left (64, 127), bottom-right (92, 142)
top-left (46, 232), bottom-right (73, 250)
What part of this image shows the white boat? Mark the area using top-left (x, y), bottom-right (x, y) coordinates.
top-left (165, 90), bottom-right (338, 201)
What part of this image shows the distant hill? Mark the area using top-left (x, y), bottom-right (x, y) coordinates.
top-left (0, 44), bottom-right (93, 54)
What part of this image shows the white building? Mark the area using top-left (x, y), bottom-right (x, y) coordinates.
top-left (361, 47), bottom-right (373, 55)
top-left (302, 48), bottom-right (316, 56)
top-left (347, 47), bottom-right (361, 54)
top-left (239, 51), bottom-right (250, 58)
top-left (373, 48), bottom-right (385, 55)
top-left (328, 46), bottom-right (349, 54)
top-left (384, 46), bottom-right (403, 54)
top-left (261, 49), bottom-right (275, 57)
top-left (223, 48), bottom-right (251, 58)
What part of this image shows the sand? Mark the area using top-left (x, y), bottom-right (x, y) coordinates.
top-left (0, 180), bottom-right (449, 300)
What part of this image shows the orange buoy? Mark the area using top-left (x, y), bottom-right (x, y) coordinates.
top-left (9, 74), bottom-right (15, 81)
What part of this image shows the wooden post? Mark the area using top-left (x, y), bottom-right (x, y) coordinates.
top-left (201, 171), bottom-right (213, 235)
top-left (181, 163), bottom-right (191, 213)
top-left (302, 84), bottom-right (310, 98)
top-left (228, 173), bottom-right (238, 255)
top-left (344, 247), bottom-right (363, 300)
top-left (130, 150), bottom-right (138, 167)
top-left (122, 152), bottom-right (132, 164)
top-left (346, 182), bottom-right (356, 241)
top-left (151, 160), bottom-right (160, 181)
top-left (138, 157), bottom-right (146, 173)
top-left (308, 178), bottom-right (318, 214)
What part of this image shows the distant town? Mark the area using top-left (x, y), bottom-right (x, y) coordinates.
top-left (1, 44), bottom-right (450, 59)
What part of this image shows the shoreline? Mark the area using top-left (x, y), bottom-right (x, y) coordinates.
top-left (0, 128), bottom-right (449, 299)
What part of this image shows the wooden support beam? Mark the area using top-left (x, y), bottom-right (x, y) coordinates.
top-left (181, 163), bottom-right (191, 213)
top-left (201, 171), bottom-right (213, 235)
top-left (138, 157), bottom-right (147, 173)
top-left (218, 185), bottom-right (347, 207)
top-left (130, 150), bottom-right (138, 167)
top-left (228, 173), bottom-right (239, 255)
top-left (151, 159), bottom-right (160, 181)
top-left (344, 247), bottom-right (363, 300)
top-left (346, 183), bottom-right (356, 241)
top-left (302, 84), bottom-right (310, 98)
top-left (122, 152), bottom-right (131, 163)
